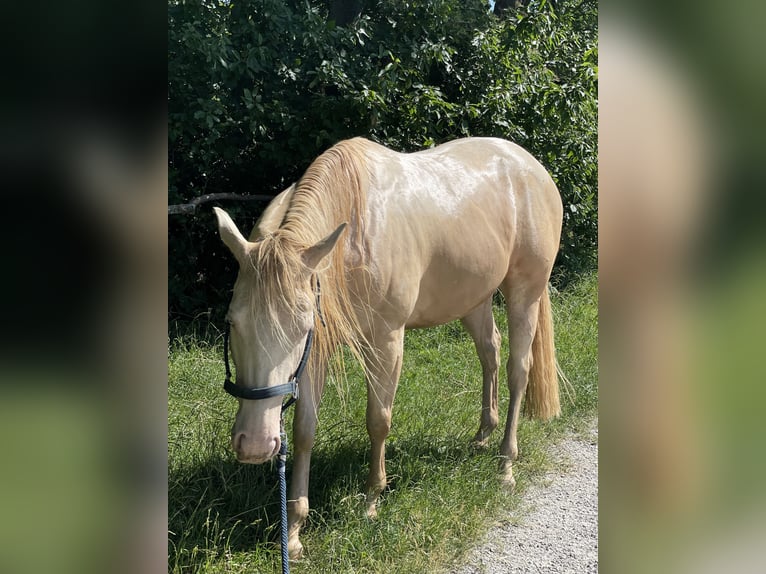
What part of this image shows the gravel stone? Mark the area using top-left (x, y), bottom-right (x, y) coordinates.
top-left (450, 420), bottom-right (598, 574)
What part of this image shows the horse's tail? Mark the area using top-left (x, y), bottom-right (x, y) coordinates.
top-left (524, 286), bottom-right (561, 420)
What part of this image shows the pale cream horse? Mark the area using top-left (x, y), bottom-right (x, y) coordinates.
top-left (213, 137), bottom-right (563, 560)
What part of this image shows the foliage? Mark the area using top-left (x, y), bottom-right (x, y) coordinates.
top-left (168, 272), bottom-right (597, 573)
top-left (169, 0), bottom-right (597, 320)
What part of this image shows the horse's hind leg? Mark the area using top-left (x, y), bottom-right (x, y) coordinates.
top-left (461, 297), bottom-right (501, 448)
top-left (363, 327), bottom-right (404, 518)
top-left (498, 279), bottom-right (545, 487)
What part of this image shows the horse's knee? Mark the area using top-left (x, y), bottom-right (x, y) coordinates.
top-left (509, 352), bottom-right (532, 372)
top-left (288, 497), bottom-right (309, 530)
top-left (506, 356), bottom-right (531, 388)
top-left (366, 407), bottom-right (392, 439)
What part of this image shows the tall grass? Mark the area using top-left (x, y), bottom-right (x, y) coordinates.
top-left (168, 273), bottom-right (597, 573)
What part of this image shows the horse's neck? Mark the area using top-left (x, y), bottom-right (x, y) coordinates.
top-left (283, 139), bottom-right (370, 249)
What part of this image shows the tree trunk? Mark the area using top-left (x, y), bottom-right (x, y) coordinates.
top-left (168, 193), bottom-right (273, 215)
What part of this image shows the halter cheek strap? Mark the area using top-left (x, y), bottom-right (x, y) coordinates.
top-left (222, 277), bottom-right (321, 411)
top-left (222, 327), bottom-right (313, 410)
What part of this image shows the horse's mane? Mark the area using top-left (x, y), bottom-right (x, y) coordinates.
top-left (248, 138), bottom-right (373, 380)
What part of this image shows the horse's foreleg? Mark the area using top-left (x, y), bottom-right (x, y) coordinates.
top-left (287, 363), bottom-right (326, 560)
top-left (499, 293), bottom-right (541, 488)
top-left (363, 328), bottom-right (404, 518)
top-left (461, 297), bottom-right (501, 448)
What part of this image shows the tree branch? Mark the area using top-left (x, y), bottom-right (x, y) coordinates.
top-left (168, 193), bottom-right (274, 215)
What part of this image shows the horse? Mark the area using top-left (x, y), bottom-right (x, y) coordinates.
top-left (213, 136), bottom-right (563, 560)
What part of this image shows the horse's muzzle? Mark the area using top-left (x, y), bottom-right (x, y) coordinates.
top-left (232, 432), bottom-right (280, 464)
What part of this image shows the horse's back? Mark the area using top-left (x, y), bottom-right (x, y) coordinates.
top-left (365, 137), bottom-right (560, 240)
top-left (358, 137), bottom-right (562, 328)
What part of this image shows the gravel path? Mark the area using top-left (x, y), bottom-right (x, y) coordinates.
top-left (450, 420), bottom-right (598, 574)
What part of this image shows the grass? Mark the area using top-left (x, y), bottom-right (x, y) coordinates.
top-left (168, 273), bottom-right (597, 573)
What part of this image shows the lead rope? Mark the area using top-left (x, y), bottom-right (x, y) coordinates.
top-left (278, 415), bottom-right (290, 574)
top-left (276, 276), bottom-right (323, 574)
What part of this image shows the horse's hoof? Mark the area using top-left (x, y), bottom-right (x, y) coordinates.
top-left (500, 475), bottom-right (516, 491)
top-left (499, 459), bottom-right (516, 490)
top-left (470, 437), bottom-right (490, 450)
top-left (471, 426), bottom-right (495, 448)
top-left (287, 539), bottom-right (304, 561)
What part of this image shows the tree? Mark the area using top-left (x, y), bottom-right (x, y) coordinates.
top-left (494, 0), bottom-right (523, 17)
top-left (168, 0), bottom-right (597, 320)
top-left (328, 0), bottom-right (364, 25)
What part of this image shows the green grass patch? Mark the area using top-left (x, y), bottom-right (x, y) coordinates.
top-left (168, 273), bottom-right (597, 573)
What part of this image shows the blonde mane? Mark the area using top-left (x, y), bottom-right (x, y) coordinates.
top-left (247, 138), bottom-right (374, 380)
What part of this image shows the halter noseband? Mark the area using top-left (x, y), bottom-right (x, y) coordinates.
top-left (222, 327), bottom-right (311, 410)
top-left (222, 277), bottom-right (323, 411)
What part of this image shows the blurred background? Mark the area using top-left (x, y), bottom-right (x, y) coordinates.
top-left (0, 2), bottom-right (166, 573)
top-left (600, 1), bottom-right (766, 572)
top-left (0, 0), bottom-right (764, 572)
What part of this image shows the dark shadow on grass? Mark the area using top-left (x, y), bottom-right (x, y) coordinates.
top-left (168, 440), bottom-right (370, 566)
top-left (168, 431), bottom-right (493, 570)
top-left (384, 434), bottom-right (496, 492)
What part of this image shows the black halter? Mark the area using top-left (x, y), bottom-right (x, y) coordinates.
top-left (222, 327), bottom-right (311, 410)
top-left (222, 278), bottom-right (323, 411)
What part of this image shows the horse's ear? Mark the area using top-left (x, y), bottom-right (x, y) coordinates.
top-left (213, 207), bottom-right (248, 263)
top-left (253, 183), bottom-right (294, 240)
top-left (302, 223), bottom-right (347, 271)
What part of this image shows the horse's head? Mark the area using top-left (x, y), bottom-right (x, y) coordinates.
top-left (213, 207), bottom-right (344, 463)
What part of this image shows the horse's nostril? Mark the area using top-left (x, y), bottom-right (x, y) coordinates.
top-left (272, 437), bottom-right (281, 457)
top-left (233, 432), bottom-right (245, 453)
